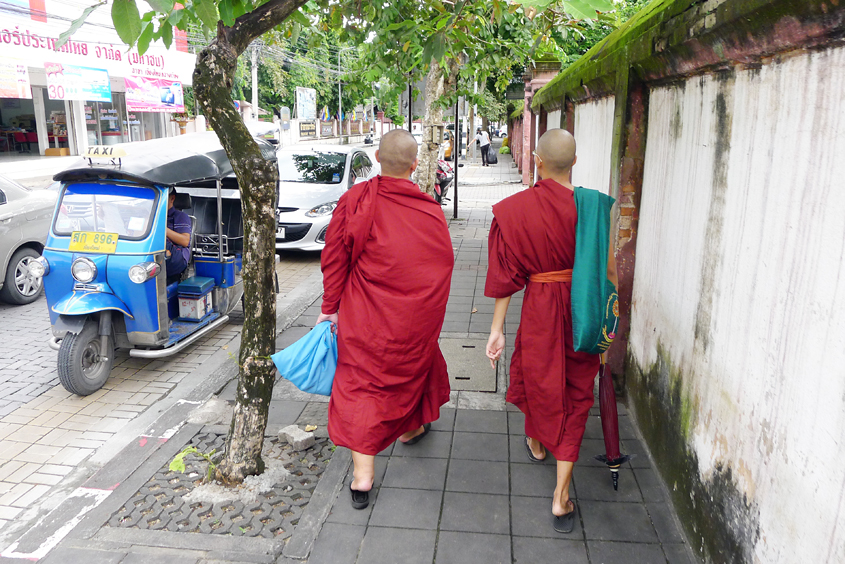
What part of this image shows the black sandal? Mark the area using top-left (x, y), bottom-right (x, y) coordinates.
top-left (553, 501), bottom-right (576, 533)
top-left (350, 485), bottom-right (369, 510)
top-left (524, 436), bottom-right (546, 463)
top-left (401, 423), bottom-right (431, 446)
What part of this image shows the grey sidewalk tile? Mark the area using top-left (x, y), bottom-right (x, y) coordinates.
top-left (618, 415), bottom-right (639, 440)
top-left (343, 456), bottom-right (389, 488)
top-left (634, 468), bottom-right (668, 502)
top-left (368, 487), bottom-right (442, 530)
top-left (375, 442), bottom-right (394, 457)
top-left (40, 547), bottom-right (126, 564)
top-left (579, 500), bottom-right (659, 543)
top-left (663, 543), bottom-right (698, 564)
top-left (450, 287), bottom-right (476, 297)
top-left (440, 491), bottom-right (510, 535)
top-left (510, 495), bottom-right (582, 538)
top-left (121, 552), bottom-right (201, 564)
top-left (510, 462), bottom-right (559, 497)
top-left (578, 438), bottom-right (616, 468)
top-left (430, 407), bottom-right (456, 432)
top-left (587, 540), bottom-right (667, 564)
top-left (573, 466), bottom-right (644, 503)
top-left (508, 435), bottom-right (555, 466)
top-left (357, 527), bottom-right (437, 564)
top-left (441, 321), bottom-right (470, 332)
top-left (512, 536), bottom-right (589, 564)
top-left (445, 459), bottom-right (509, 495)
top-left (275, 326), bottom-right (310, 348)
top-left (454, 409), bottom-right (508, 434)
top-left (435, 531), bottom-right (511, 564)
top-left (327, 486), bottom-right (379, 526)
top-left (647, 502), bottom-right (686, 544)
top-left (450, 431), bottom-right (509, 462)
top-left (583, 414), bottom-right (605, 440)
top-left (392, 430), bottom-right (453, 459)
top-left (619, 438), bottom-right (651, 468)
top-left (507, 410), bottom-right (526, 434)
top-left (308, 523), bottom-right (365, 564)
top-left (382, 457), bottom-right (449, 490)
top-left (267, 400), bottom-right (307, 429)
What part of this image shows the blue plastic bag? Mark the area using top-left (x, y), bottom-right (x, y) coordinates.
top-left (271, 321), bottom-right (337, 396)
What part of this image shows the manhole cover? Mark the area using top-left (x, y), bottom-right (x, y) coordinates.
top-left (440, 338), bottom-right (497, 392)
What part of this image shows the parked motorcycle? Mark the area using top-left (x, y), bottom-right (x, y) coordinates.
top-left (434, 159), bottom-right (453, 204)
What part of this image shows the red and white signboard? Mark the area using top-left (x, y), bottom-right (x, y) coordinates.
top-left (125, 76), bottom-right (185, 113)
top-left (0, 60), bottom-right (31, 99)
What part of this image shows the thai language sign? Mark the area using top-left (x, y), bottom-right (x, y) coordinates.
top-left (44, 62), bottom-right (111, 101)
top-left (0, 60), bottom-right (31, 99)
top-left (296, 87), bottom-right (316, 121)
top-left (125, 76), bottom-right (184, 113)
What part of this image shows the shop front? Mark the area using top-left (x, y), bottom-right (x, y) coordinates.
top-left (0, 8), bottom-right (195, 160)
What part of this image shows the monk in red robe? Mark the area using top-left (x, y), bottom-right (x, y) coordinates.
top-left (316, 129), bottom-right (454, 509)
top-left (485, 129), bottom-right (618, 533)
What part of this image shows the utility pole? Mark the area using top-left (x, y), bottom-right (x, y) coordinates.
top-left (408, 83), bottom-right (413, 132)
top-left (338, 50), bottom-right (342, 140)
top-left (251, 43), bottom-right (259, 121)
top-left (453, 97), bottom-right (459, 220)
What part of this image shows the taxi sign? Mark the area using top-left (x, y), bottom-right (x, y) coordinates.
top-left (68, 231), bottom-right (119, 254)
top-left (85, 145), bottom-right (127, 158)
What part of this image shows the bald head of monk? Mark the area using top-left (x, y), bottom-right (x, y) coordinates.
top-left (376, 129), bottom-right (419, 179)
top-left (534, 128), bottom-right (577, 187)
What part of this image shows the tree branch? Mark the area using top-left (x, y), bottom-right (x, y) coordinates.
top-left (223, 0), bottom-right (309, 54)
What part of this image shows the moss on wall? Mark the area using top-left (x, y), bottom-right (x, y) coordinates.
top-left (626, 344), bottom-right (761, 563)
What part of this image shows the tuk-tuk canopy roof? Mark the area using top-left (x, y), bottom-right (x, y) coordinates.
top-left (54, 132), bottom-right (277, 187)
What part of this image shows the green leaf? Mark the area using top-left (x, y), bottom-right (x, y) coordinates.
top-left (194, 0), bottom-right (220, 31)
top-left (141, 10), bottom-right (155, 22)
top-left (160, 21), bottom-right (173, 49)
top-left (112, 0), bottom-right (143, 46)
top-left (291, 9), bottom-right (310, 26)
top-left (232, 0), bottom-right (247, 19)
top-left (584, 0), bottom-right (614, 11)
top-left (168, 8), bottom-right (183, 25)
top-left (169, 446), bottom-right (197, 473)
top-left (144, 0), bottom-right (174, 13)
top-left (563, 0), bottom-right (598, 20)
top-left (56, 1), bottom-right (103, 50)
top-left (290, 21), bottom-right (301, 45)
top-left (219, 0), bottom-right (235, 26)
top-left (137, 21), bottom-right (154, 54)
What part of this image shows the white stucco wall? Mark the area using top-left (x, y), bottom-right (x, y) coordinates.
top-left (547, 109), bottom-right (562, 130)
top-left (630, 46), bottom-right (845, 562)
top-left (573, 96), bottom-right (615, 194)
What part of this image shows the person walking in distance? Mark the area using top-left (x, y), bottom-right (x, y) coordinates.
top-left (484, 128), bottom-right (618, 533)
top-left (475, 127), bottom-right (492, 166)
top-left (316, 129), bottom-right (455, 510)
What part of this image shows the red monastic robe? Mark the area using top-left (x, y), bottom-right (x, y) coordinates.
top-left (321, 175), bottom-right (454, 455)
top-left (485, 179), bottom-right (600, 461)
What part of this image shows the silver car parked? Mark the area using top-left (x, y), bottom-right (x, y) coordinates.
top-left (0, 176), bottom-right (56, 305)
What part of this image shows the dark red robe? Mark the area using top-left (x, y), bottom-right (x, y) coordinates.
top-left (485, 178), bottom-right (600, 461)
top-left (321, 175), bottom-right (454, 455)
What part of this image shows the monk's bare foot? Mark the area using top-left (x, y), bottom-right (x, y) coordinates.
top-left (527, 437), bottom-right (546, 461)
top-left (351, 476), bottom-right (373, 492)
top-left (552, 494), bottom-right (575, 517)
top-left (399, 425), bottom-right (426, 443)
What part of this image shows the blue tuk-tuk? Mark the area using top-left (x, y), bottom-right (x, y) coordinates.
top-left (36, 133), bottom-right (277, 395)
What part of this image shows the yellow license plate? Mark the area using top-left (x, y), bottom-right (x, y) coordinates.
top-left (68, 231), bottom-right (119, 254)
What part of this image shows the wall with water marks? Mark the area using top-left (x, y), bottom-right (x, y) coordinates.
top-left (573, 96), bottom-right (615, 195)
top-left (629, 45), bottom-right (845, 563)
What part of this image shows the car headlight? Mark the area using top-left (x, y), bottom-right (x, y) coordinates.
top-left (305, 201), bottom-right (338, 218)
top-left (71, 258), bottom-right (97, 283)
top-left (30, 256), bottom-right (49, 278)
top-left (128, 262), bottom-right (160, 284)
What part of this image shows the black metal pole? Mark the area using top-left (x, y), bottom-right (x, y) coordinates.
top-left (453, 98), bottom-right (459, 219)
top-left (408, 83), bottom-right (413, 131)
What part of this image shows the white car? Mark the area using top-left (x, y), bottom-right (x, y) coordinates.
top-left (275, 146), bottom-right (379, 252)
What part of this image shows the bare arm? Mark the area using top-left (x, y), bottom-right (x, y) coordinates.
top-left (166, 228), bottom-right (190, 248)
top-left (485, 296), bottom-right (512, 369)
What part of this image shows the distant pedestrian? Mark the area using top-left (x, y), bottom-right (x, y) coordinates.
top-left (475, 127), bottom-right (492, 166)
top-left (316, 129), bottom-right (454, 510)
top-left (484, 129), bottom-right (618, 533)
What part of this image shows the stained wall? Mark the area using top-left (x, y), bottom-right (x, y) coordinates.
top-left (573, 96), bottom-right (615, 195)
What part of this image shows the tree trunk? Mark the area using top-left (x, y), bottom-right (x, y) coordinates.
top-left (414, 58), bottom-right (458, 195)
top-left (191, 0), bottom-right (307, 485)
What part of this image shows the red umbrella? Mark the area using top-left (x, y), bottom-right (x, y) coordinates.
top-left (593, 358), bottom-right (631, 490)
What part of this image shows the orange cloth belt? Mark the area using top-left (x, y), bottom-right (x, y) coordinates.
top-left (528, 269), bottom-right (573, 283)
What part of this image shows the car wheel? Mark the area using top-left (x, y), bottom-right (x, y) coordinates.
top-left (0, 248), bottom-right (44, 305)
top-left (58, 321), bottom-right (113, 396)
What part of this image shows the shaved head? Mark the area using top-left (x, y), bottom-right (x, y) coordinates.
top-left (536, 129), bottom-right (576, 173)
top-left (377, 129), bottom-right (419, 177)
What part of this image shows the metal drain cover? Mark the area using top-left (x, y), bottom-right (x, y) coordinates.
top-left (440, 338), bottom-right (498, 392)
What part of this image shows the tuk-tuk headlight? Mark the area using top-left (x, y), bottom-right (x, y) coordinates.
top-left (128, 262), bottom-right (159, 284)
top-left (71, 258), bottom-right (97, 283)
top-left (29, 256), bottom-right (49, 278)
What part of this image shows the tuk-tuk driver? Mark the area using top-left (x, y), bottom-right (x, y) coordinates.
top-left (166, 188), bottom-right (191, 284)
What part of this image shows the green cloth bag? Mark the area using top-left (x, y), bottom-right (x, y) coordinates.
top-left (571, 187), bottom-right (619, 355)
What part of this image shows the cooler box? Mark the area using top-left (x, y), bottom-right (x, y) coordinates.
top-left (177, 276), bottom-right (215, 322)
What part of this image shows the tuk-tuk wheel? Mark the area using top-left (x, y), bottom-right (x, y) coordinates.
top-left (58, 321), bottom-right (114, 396)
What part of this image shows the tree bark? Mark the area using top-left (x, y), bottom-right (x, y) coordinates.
top-left (414, 58), bottom-right (458, 195)
top-left (191, 0), bottom-right (307, 485)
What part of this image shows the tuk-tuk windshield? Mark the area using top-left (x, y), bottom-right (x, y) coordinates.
top-left (53, 183), bottom-right (158, 241)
